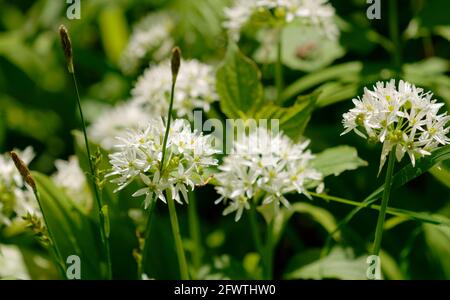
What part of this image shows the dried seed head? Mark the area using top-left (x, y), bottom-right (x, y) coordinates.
top-left (59, 25), bottom-right (74, 73)
top-left (171, 47), bottom-right (181, 83)
top-left (10, 151), bottom-right (37, 193)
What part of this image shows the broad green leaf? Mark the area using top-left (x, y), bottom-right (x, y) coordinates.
top-left (380, 250), bottom-right (404, 280)
top-left (216, 43), bottom-right (263, 119)
top-left (429, 160), bottom-right (450, 188)
top-left (284, 247), bottom-right (366, 279)
top-left (273, 202), bottom-right (339, 246)
top-left (281, 61), bottom-right (362, 102)
top-left (315, 82), bottom-right (359, 107)
top-left (32, 172), bottom-right (104, 279)
top-left (254, 22), bottom-right (345, 72)
top-left (98, 4), bottom-right (128, 64)
top-left (255, 92), bottom-right (317, 140)
top-left (423, 224), bottom-right (450, 278)
top-left (311, 146), bottom-right (368, 177)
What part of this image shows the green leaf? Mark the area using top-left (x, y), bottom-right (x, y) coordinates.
top-left (311, 146), bottom-right (368, 177)
top-left (423, 224), bottom-right (450, 278)
top-left (366, 145), bottom-right (450, 204)
top-left (254, 22), bottom-right (345, 72)
top-left (98, 4), bottom-right (128, 64)
top-left (281, 61), bottom-right (362, 103)
top-left (274, 202), bottom-right (339, 246)
top-left (102, 205), bottom-right (110, 238)
top-left (380, 250), bottom-right (404, 280)
top-left (429, 160), bottom-right (450, 188)
top-left (216, 43), bottom-right (263, 119)
top-left (315, 82), bottom-right (359, 108)
top-left (284, 247), bottom-right (366, 279)
top-left (326, 146), bottom-right (450, 244)
top-left (255, 92), bottom-right (317, 141)
top-left (32, 172), bottom-right (104, 279)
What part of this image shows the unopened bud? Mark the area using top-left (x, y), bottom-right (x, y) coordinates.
top-left (59, 25), bottom-right (74, 73)
top-left (10, 151), bottom-right (36, 193)
top-left (171, 47), bottom-right (181, 83)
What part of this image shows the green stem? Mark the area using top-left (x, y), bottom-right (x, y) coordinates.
top-left (158, 62), bottom-right (189, 279)
top-left (33, 190), bottom-right (66, 278)
top-left (138, 197), bottom-right (155, 279)
top-left (249, 203), bottom-right (264, 263)
top-left (188, 191), bottom-right (203, 271)
top-left (372, 152), bottom-right (396, 256)
top-left (264, 219), bottom-right (274, 280)
top-left (389, 0), bottom-right (402, 74)
top-left (137, 64), bottom-right (176, 279)
top-left (160, 80), bottom-right (176, 172)
top-left (167, 190), bottom-right (189, 280)
top-left (309, 191), bottom-right (443, 226)
top-left (275, 29), bottom-right (283, 104)
top-left (71, 72), bottom-right (112, 279)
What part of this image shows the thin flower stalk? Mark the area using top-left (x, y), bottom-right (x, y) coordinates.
top-left (59, 25), bottom-right (112, 279)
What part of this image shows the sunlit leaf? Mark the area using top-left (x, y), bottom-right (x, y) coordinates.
top-left (311, 146), bottom-right (368, 177)
top-left (216, 42), bottom-right (263, 119)
top-left (284, 247), bottom-right (366, 279)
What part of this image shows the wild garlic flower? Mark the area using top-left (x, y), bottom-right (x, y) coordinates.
top-left (120, 12), bottom-right (175, 74)
top-left (130, 59), bottom-right (218, 121)
top-left (89, 102), bottom-right (153, 151)
top-left (107, 118), bottom-right (219, 208)
top-left (342, 80), bottom-right (450, 173)
top-left (0, 147), bottom-right (40, 226)
top-left (215, 128), bottom-right (323, 222)
top-left (224, 0), bottom-right (339, 40)
top-left (52, 156), bottom-right (91, 209)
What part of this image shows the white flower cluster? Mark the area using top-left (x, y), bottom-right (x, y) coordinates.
top-left (120, 12), bottom-right (175, 74)
top-left (131, 59), bottom-right (218, 121)
top-left (224, 0), bottom-right (339, 40)
top-left (342, 80), bottom-right (450, 172)
top-left (107, 119), bottom-right (219, 208)
top-left (0, 147), bottom-right (40, 226)
top-left (215, 128), bottom-right (323, 221)
top-left (52, 156), bottom-right (91, 209)
top-left (89, 102), bottom-right (154, 151)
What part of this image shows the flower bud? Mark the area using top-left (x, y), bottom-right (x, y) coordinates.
top-left (10, 151), bottom-right (36, 193)
top-left (171, 47), bottom-right (181, 83)
top-left (59, 25), bottom-right (74, 74)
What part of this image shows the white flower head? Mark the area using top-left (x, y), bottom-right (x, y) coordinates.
top-left (52, 156), bottom-right (91, 209)
top-left (342, 79), bottom-right (450, 173)
top-left (224, 0), bottom-right (339, 41)
top-left (107, 118), bottom-right (219, 208)
top-left (131, 59), bottom-right (218, 121)
top-left (120, 12), bottom-right (175, 74)
top-left (0, 147), bottom-right (40, 227)
top-left (215, 127), bottom-right (323, 221)
top-left (89, 102), bottom-right (154, 151)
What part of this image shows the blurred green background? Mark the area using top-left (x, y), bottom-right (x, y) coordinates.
top-left (0, 0), bottom-right (449, 279)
